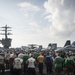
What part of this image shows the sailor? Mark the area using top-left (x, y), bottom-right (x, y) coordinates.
top-left (37, 52), bottom-right (44, 75)
top-left (26, 54), bottom-right (36, 75)
top-left (45, 52), bottom-right (53, 74)
top-left (64, 52), bottom-right (75, 75)
top-left (13, 54), bottom-right (23, 75)
top-left (22, 51), bottom-right (29, 74)
top-left (0, 53), bottom-right (5, 75)
top-left (54, 53), bottom-right (64, 75)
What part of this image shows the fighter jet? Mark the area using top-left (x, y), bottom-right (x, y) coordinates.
top-left (58, 40), bottom-right (75, 53)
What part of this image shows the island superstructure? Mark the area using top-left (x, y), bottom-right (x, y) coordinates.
top-left (0, 25), bottom-right (12, 49)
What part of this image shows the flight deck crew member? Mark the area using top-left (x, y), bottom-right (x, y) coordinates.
top-left (45, 52), bottom-right (53, 74)
top-left (37, 53), bottom-right (44, 75)
top-left (26, 54), bottom-right (36, 75)
top-left (13, 55), bottom-right (23, 75)
top-left (54, 53), bottom-right (63, 75)
top-left (0, 53), bottom-right (5, 75)
top-left (22, 52), bottom-right (29, 74)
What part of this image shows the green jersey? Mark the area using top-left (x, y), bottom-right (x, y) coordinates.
top-left (64, 57), bottom-right (75, 68)
top-left (54, 56), bottom-right (63, 68)
top-left (22, 54), bottom-right (29, 63)
top-left (34, 52), bottom-right (39, 59)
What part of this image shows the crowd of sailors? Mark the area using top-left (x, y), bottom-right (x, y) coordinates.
top-left (0, 49), bottom-right (75, 75)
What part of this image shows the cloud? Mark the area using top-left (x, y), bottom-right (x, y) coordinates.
top-left (18, 2), bottom-right (40, 16)
top-left (26, 21), bottom-right (41, 33)
top-left (44, 0), bottom-right (75, 37)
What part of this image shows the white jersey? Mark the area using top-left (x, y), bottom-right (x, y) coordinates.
top-left (13, 57), bottom-right (23, 69)
top-left (18, 53), bottom-right (23, 58)
top-left (5, 53), bottom-right (10, 60)
top-left (10, 53), bottom-right (16, 58)
top-left (27, 57), bottom-right (35, 68)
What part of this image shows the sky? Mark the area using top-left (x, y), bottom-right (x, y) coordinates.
top-left (0, 0), bottom-right (75, 48)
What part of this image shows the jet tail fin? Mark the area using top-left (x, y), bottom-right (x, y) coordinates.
top-left (64, 40), bottom-right (71, 47)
